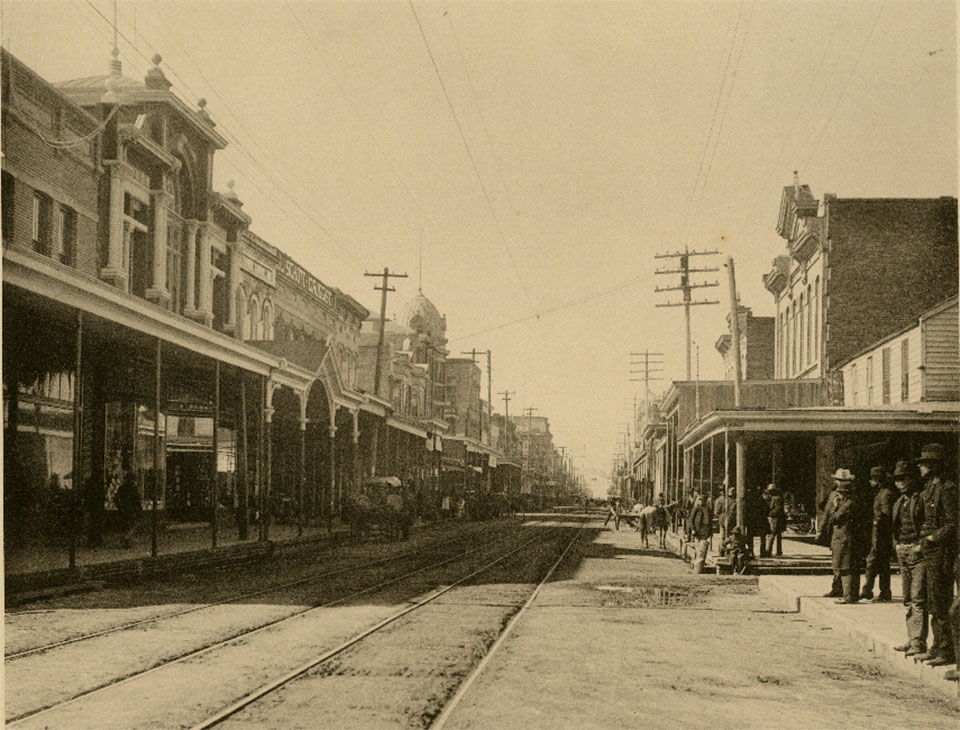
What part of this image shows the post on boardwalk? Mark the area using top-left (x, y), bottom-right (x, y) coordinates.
top-left (238, 379), bottom-right (249, 541)
top-left (69, 311), bottom-right (84, 569)
top-left (726, 256), bottom-right (745, 530)
top-left (152, 338), bottom-right (161, 558)
top-left (298, 394), bottom-right (307, 538)
top-left (212, 360), bottom-right (220, 548)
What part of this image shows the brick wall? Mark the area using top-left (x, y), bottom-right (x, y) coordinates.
top-left (824, 197), bottom-right (958, 371)
top-left (744, 316), bottom-right (775, 379)
top-left (2, 53), bottom-right (102, 276)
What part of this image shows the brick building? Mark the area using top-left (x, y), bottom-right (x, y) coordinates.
top-left (1, 49), bottom-right (375, 563)
top-left (714, 306), bottom-right (775, 380)
top-left (763, 175), bottom-right (958, 389)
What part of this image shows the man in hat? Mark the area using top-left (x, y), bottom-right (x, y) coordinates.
top-left (689, 490), bottom-right (713, 573)
top-left (891, 459), bottom-right (928, 656)
top-left (764, 483), bottom-right (787, 558)
top-left (915, 443), bottom-right (957, 667)
top-left (830, 468), bottom-right (862, 604)
top-left (861, 465), bottom-right (897, 601)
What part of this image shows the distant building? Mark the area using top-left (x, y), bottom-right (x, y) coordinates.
top-left (763, 174), bottom-right (957, 392)
top-left (714, 306), bottom-right (775, 380)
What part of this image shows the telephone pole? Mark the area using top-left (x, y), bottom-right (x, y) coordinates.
top-left (522, 406), bottom-right (538, 497)
top-left (499, 389), bottom-right (515, 456)
top-left (365, 268), bottom-right (408, 397)
top-left (654, 246), bottom-right (719, 379)
top-left (630, 350), bottom-right (664, 406)
top-left (460, 348), bottom-right (493, 445)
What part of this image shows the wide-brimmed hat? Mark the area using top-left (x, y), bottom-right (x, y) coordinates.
top-left (893, 460), bottom-right (914, 478)
top-left (764, 483), bottom-right (779, 492)
top-left (869, 466), bottom-right (886, 479)
top-left (916, 443), bottom-right (944, 463)
top-left (832, 468), bottom-right (855, 482)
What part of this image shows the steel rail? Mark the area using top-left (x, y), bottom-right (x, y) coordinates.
top-left (430, 523), bottom-right (586, 729)
top-left (6, 521), bottom-right (517, 661)
top-left (7, 520), bottom-right (550, 727)
top-left (188, 520), bottom-right (583, 730)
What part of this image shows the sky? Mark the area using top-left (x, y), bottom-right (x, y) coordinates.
top-left (2, 0), bottom-right (956, 497)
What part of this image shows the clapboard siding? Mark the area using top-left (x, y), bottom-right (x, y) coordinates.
top-left (922, 300), bottom-right (959, 401)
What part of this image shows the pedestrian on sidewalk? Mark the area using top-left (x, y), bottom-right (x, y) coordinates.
top-left (945, 552), bottom-right (959, 681)
top-left (819, 478), bottom-right (842, 598)
top-left (861, 465), bottom-right (897, 601)
top-left (829, 468), bottom-right (861, 604)
top-left (114, 471), bottom-right (141, 549)
top-left (714, 483), bottom-right (733, 542)
top-left (689, 491), bottom-right (713, 574)
top-left (764, 483), bottom-right (786, 557)
top-left (915, 443), bottom-right (957, 668)
top-left (891, 460), bottom-right (928, 657)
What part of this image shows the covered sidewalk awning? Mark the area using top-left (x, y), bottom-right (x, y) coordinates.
top-left (680, 404), bottom-right (960, 450)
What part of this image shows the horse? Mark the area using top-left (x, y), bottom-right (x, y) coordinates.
top-left (637, 505), bottom-right (669, 549)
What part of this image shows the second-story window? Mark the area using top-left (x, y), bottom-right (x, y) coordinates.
top-left (53, 205), bottom-right (76, 265)
top-left (881, 348), bottom-right (891, 405)
top-left (2, 172), bottom-right (14, 243)
top-left (901, 339), bottom-right (910, 402)
top-left (850, 364), bottom-right (858, 406)
top-left (866, 356), bottom-right (874, 405)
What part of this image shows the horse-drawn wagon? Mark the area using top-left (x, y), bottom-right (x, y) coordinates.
top-left (343, 476), bottom-right (413, 541)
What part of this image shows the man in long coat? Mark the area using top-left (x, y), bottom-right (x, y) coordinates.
top-left (861, 465), bottom-right (897, 601)
top-left (915, 443), bottom-right (957, 668)
top-left (830, 468), bottom-right (861, 604)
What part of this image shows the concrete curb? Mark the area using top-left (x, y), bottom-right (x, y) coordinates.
top-left (759, 576), bottom-right (960, 703)
top-left (5, 529), bottom-right (351, 601)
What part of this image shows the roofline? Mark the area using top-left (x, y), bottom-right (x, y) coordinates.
top-left (834, 294), bottom-right (959, 369)
top-left (680, 406), bottom-right (960, 448)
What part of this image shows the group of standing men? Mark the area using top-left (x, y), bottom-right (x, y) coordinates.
top-left (821, 442), bottom-right (958, 682)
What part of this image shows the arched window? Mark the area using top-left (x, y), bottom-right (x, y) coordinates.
top-left (248, 295), bottom-right (260, 340)
top-left (798, 293), bottom-right (805, 369)
top-left (814, 277), bottom-right (820, 364)
top-left (260, 299), bottom-right (273, 340)
top-left (237, 287), bottom-right (248, 340)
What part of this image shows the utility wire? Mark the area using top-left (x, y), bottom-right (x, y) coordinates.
top-left (804, 1), bottom-right (885, 169)
top-left (408, 0), bottom-right (536, 313)
top-left (84, 0), bottom-right (363, 267)
top-left (450, 271), bottom-right (656, 342)
top-left (675, 1), bottom-right (744, 249)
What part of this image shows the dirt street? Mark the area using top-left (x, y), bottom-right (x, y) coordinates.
top-left (442, 529), bottom-right (960, 730)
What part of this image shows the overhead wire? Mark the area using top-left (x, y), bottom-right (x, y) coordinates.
top-left (804, 1), bottom-right (885, 169)
top-left (83, 0), bottom-right (364, 268)
top-left (284, 1), bottom-right (429, 229)
top-left (450, 271), bottom-right (656, 342)
top-left (442, 6), bottom-right (546, 311)
top-left (674, 1), bottom-right (745, 249)
top-left (407, 0), bottom-right (536, 314)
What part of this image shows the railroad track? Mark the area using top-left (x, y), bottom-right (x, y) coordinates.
top-left (188, 520), bottom-right (586, 730)
top-left (7, 519), bottom-right (562, 727)
top-left (5, 520), bottom-right (524, 662)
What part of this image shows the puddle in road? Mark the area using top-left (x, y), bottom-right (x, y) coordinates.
top-left (594, 585), bottom-right (700, 607)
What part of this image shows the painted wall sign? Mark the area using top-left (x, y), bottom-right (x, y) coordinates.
top-left (278, 254), bottom-right (333, 305)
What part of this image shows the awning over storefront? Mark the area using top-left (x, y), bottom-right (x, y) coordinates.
top-left (680, 405), bottom-right (960, 449)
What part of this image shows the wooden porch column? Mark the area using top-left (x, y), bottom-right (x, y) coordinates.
top-left (298, 411), bottom-right (307, 538)
top-left (352, 410), bottom-right (360, 503)
top-left (151, 338), bottom-right (161, 558)
top-left (263, 401), bottom-right (274, 542)
top-left (736, 434), bottom-right (746, 531)
top-left (211, 361), bottom-right (220, 548)
top-left (238, 378), bottom-right (249, 541)
top-left (69, 311), bottom-right (84, 569)
top-left (329, 424), bottom-right (337, 533)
